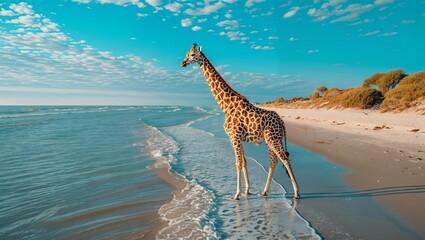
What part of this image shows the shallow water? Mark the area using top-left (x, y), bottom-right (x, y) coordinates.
top-left (0, 106), bottom-right (320, 239)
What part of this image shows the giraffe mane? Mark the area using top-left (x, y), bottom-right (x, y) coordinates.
top-left (200, 52), bottom-right (249, 103)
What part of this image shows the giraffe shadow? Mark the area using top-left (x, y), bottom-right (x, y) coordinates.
top-left (289, 185), bottom-right (425, 199)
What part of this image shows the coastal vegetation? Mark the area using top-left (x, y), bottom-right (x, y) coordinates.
top-left (263, 70), bottom-right (425, 114)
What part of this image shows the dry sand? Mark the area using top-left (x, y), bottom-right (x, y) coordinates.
top-left (263, 106), bottom-right (425, 237)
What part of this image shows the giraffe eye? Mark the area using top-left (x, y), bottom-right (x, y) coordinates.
top-left (190, 53), bottom-right (195, 56)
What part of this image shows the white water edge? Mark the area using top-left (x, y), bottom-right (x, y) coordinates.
top-left (147, 118), bottom-right (320, 239)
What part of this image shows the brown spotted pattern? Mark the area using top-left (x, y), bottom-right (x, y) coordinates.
top-left (181, 43), bottom-right (300, 200)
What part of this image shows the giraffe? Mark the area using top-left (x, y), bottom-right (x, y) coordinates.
top-left (181, 43), bottom-right (300, 200)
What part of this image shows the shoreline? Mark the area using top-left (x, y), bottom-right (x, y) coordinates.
top-left (141, 166), bottom-right (187, 239)
top-left (263, 106), bottom-right (425, 237)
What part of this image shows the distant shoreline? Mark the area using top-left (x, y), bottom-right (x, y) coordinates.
top-left (262, 105), bottom-right (425, 237)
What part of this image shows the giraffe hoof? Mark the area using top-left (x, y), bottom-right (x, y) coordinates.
top-left (233, 195), bottom-right (240, 200)
top-left (260, 192), bottom-right (267, 196)
top-left (244, 191), bottom-right (250, 195)
top-left (294, 194), bottom-right (300, 199)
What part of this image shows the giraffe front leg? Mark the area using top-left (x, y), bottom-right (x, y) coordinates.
top-left (243, 166), bottom-right (250, 195)
top-left (234, 165), bottom-right (242, 200)
top-left (231, 138), bottom-right (245, 200)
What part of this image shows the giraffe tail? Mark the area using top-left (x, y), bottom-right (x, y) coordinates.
top-left (279, 115), bottom-right (290, 173)
top-left (282, 119), bottom-right (290, 158)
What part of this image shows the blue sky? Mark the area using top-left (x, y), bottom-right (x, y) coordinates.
top-left (0, 0), bottom-right (423, 105)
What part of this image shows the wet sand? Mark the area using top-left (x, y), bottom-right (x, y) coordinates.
top-left (265, 106), bottom-right (425, 238)
top-left (141, 167), bottom-right (187, 239)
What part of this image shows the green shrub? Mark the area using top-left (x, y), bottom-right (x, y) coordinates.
top-left (362, 73), bottom-right (384, 88)
top-left (398, 71), bottom-right (425, 86)
top-left (381, 71), bottom-right (425, 112)
top-left (316, 86), bottom-right (328, 95)
top-left (310, 91), bottom-right (320, 100)
top-left (334, 87), bottom-right (383, 109)
top-left (323, 88), bottom-right (342, 100)
top-left (376, 69), bottom-right (406, 93)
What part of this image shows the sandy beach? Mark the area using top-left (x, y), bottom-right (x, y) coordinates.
top-left (263, 106), bottom-right (425, 238)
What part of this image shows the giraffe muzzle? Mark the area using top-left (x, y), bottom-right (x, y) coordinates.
top-left (181, 61), bottom-right (187, 67)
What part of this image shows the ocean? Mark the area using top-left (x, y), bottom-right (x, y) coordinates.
top-left (0, 106), bottom-right (320, 239)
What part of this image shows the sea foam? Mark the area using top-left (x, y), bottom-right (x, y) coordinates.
top-left (143, 125), bottom-right (218, 239)
top-left (162, 117), bottom-right (320, 239)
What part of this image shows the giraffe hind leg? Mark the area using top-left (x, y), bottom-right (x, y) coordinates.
top-left (268, 140), bottom-right (300, 199)
top-left (261, 147), bottom-right (278, 196)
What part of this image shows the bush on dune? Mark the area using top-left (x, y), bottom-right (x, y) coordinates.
top-left (333, 87), bottom-right (383, 109)
top-left (362, 73), bottom-right (384, 88)
top-left (376, 69), bottom-right (406, 93)
top-left (310, 91), bottom-right (320, 100)
top-left (381, 71), bottom-right (425, 112)
top-left (322, 88), bottom-right (343, 100)
top-left (263, 70), bottom-right (424, 112)
top-left (362, 69), bottom-right (406, 93)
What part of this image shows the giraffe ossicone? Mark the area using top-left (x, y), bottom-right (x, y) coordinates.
top-left (181, 43), bottom-right (300, 200)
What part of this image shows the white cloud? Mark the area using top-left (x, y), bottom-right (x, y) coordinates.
top-left (307, 8), bottom-right (331, 22)
top-left (283, 6), bottom-right (300, 18)
top-left (164, 2), bottom-right (183, 13)
top-left (331, 4), bottom-right (374, 23)
top-left (0, 2), bottom-right (176, 91)
top-left (10, 2), bottom-right (34, 15)
top-left (251, 45), bottom-right (274, 50)
top-left (192, 26), bottom-right (202, 31)
top-left (374, 0), bottom-right (394, 5)
top-left (308, 3), bottom-right (381, 23)
top-left (378, 31), bottom-right (397, 37)
top-left (137, 13), bottom-right (148, 18)
top-left (72, 0), bottom-right (91, 3)
top-left (328, 0), bottom-right (347, 6)
top-left (260, 11), bottom-right (273, 16)
top-left (360, 30), bottom-right (380, 36)
top-left (0, 9), bottom-right (15, 16)
top-left (181, 18), bottom-right (193, 27)
top-left (268, 36), bottom-right (279, 40)
top-left (225, 12), bottom-right (232, 18)
top-left (289, 37), bottom-right (298, 41)
top-left (198, 18), bottom-right (207, 23)
top-left (401, 20), bottom-right (415, 24)
top-left (350, 18), bottom-right (372, 25)
top-left (216, 20), bottom-right (239, 30)
top-left (146, 0), bottom-right (162, 7)
top-left (219, 31), bottom-right (248, 41)
top-left (7, 15), bottom-right (38, 27)
top-left (245, 0), bottom-right (265, 8)
top-left (185, 1), bottom-right (225, 15)
top-left (72, 0), bottom-right (146, 8)
top-left (308, 49), bottom-right (319, 53)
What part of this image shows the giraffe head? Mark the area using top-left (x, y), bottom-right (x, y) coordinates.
top-left (181, 43), bottom-right (202, 67)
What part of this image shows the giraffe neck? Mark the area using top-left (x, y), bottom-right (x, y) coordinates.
top-left (198, 52), bottom-right (248, 112)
